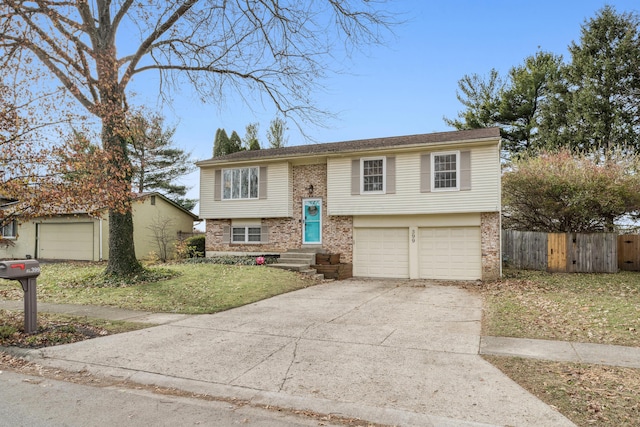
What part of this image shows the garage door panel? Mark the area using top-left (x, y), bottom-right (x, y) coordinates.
top-left (419, 227), bottom-right (481, 280)
top-left (354, 228), bottom-right (409, 278)
top-left (39, 223), bottom-right (94, 261)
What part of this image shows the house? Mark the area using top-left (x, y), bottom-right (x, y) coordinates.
top-left (0, 192), bottom-right (198, 261)
top-left (197, 128), bottom-right (501, 281)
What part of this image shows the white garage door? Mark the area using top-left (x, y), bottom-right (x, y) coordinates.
top-left (39, 223), bottom-right (94, 261)
top-left (419, 227), bottom-right (481, 280)
top-left (354, 228), bottom-right (409, 278)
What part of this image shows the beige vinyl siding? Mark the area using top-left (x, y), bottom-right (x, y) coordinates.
top-left (131, 196), bottom-right (195, 260)
top-left (199, 161), bottom-right (292, 219)
top-left (327, 144), bottom-right (500, 216)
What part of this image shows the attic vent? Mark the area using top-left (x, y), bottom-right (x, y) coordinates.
top-left (150, 195), bottom-right (156, 205)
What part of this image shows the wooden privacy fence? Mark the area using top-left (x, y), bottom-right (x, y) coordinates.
top-left (502, 230), bottom-right (618, 273)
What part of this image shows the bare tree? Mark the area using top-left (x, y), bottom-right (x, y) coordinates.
top-left (0, 1), bottom-right (394, 276)
top-left (146, 214), bottom-right (176, 262)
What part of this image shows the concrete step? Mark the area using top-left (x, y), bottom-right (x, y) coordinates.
top-left (278, 257), bottom-right (313, 265)
top-left (269, 263), bottom-right (311, 272)
top-left (279, 252), bottom-right (315, 260)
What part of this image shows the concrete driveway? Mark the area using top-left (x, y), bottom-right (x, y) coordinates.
top-left (32, 279), bottom-right (574, 427)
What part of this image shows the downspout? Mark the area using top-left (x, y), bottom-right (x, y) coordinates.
top-left (99, 217), bottom-right (103, 261)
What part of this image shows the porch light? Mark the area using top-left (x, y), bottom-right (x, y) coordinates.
top-left (307, 184), bottom-right (314, 196)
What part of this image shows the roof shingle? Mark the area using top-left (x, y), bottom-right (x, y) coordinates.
top-left (196, 127), bottom-right (500, 166)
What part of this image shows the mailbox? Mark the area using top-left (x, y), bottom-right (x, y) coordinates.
top-left (0, 260), bottom-right (41, 280)
top-left (0, 259), bottom-right (40, 334)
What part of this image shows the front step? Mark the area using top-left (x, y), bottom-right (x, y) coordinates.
top-left (269, 250), bottom-right (323, 278)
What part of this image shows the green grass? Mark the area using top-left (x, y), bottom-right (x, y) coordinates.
top-left (480, 268), bottom-right (640, 346)
top-left (0, 262), bottom-right (317, 314)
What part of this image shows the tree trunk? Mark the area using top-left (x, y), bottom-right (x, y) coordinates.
top-left (100, 86), bottom-right (143, 276)
top-left (106, 208), bottom-right (142, 276)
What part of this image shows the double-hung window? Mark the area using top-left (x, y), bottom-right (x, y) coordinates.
top-left (231, 226), bottom-right (262, 243)
top-left (222, 167), bottom-right (259, 200)
top-left (432, 151), bottom-right (459, 191)
top-left (1, 220), bottom-right (17, 238)
top-left (361, 157), bottom-right (385, 193)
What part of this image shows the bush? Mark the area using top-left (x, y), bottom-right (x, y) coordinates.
top-left (176, 235), bottom-right (205, 259)
top-left (183, 255), bottom-right (279, 266)
top-left (186, 235), bottom-right (205, 257)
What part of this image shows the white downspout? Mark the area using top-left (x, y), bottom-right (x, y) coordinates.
top-left (99, 217), bottom-right (103, 261)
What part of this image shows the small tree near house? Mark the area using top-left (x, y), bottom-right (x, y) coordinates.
top-left (146, 215), bottom-right (176, 262)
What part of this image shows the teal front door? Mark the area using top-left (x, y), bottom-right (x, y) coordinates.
top-left (303, 198), bottom-right (322, 244)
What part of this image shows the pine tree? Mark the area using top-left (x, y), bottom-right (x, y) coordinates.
top-left (229, 130), bottom-right (243, 153)
top-left (126, 110), bottom-right (197, 211)
top-left (213, 128), bottom-right (230, 157)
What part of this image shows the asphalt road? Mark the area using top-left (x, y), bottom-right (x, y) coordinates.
top-left (0, 370), bottom-right (343, 427)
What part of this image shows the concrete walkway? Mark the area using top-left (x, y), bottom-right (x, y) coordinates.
top-left (0, 300), bottom-right (189, 325)
top-left (3, 279), bottom-right (578, 427)
top-left (3, 295), bottom-right (639, 370)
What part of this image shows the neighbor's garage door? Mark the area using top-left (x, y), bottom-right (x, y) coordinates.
top-left (354, 228), bottom-right (409, 278)
top-left (419, 227), bottom-right (481, 280)
top-left (39, 223), bottom-right (94, 261)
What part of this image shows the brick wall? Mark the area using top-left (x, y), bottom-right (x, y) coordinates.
top-left (204, 163), bottom-right (353, 262)
top-left (481, 211), bottom-right (501, 280)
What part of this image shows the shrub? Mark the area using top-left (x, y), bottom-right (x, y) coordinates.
top-left (183, 255), bottom-right (279, 265)
top-left (176, 235), bottom-right (205, 259)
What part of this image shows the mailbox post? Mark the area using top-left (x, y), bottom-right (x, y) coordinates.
top-left (0, 260), bottom-right (41, 334)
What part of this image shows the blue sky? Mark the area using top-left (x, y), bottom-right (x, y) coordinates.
top-left (127, 1), bottom-right (640, 214)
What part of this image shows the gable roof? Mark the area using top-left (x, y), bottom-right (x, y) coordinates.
top-left (197, 127), bottom-right (501, 166)
top-left (133, 192), bottom-right (199, 220)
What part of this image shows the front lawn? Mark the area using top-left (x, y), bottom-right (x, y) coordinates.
top-left (0, 261), bottom-right (317, 314)
top-left (480, 269), bottom-right (640, 347)
top-left (476, 269), bottom-right (640, 427)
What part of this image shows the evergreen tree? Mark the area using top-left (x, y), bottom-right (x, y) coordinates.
top-left (499, 51), bottom-right (564, 155)
top-left (126, 110), bottom-right (197, 211)
top-left (561, 5), bottom-right (640, 154)
top-left (443, 69), bottom-right (504, 130)
top-left (213, 128), bottom-right (230, 157)
top-left (229, 130), bottom-right (243, 153)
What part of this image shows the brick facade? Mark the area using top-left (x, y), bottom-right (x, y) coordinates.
top-left (205, 164), bottom-right (353, 262)
top-left (480, 211), bottom-right (501, 281)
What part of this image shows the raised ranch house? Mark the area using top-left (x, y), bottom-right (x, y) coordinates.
top-left (0, 192), bottom-right (198, 261)
top-left (197, 128), bottom-right (501, 281)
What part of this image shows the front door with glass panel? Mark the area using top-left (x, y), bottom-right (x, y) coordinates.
top-left (303, 199), bottom-right (322, 244)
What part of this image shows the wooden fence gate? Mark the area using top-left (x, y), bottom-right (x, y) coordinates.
top-left (618, 235), bottom-right (640, 271)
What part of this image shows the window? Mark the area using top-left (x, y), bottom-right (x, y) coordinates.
top-left (432, 152), bottom-right (459, 191)
top-left (232, 226), bottom-right (262, 243)
top-left (361, 157), bottom-right (385, 193)
top-left (1, 220), bottom-right (16, 238)
top-left (222, 167), bottom-right (259, 200)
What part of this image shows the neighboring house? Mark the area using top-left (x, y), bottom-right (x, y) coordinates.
top-left (0, 192), bottom-right (198, 261)
top-left (197, 128), bottom-right (502, 281)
